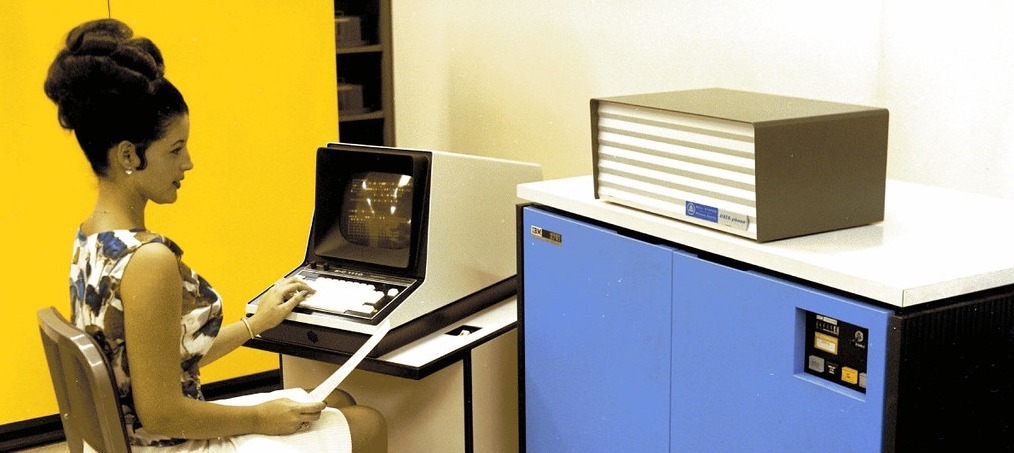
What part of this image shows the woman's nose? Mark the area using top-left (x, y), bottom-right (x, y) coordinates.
top-left (182, 148), bottom-right (194, 171)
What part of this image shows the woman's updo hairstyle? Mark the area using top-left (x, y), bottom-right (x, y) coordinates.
top-left (44, 18), bottom-right (188, 176)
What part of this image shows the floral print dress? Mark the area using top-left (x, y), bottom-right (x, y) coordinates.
top-left (69, 229), bottom-right (223, 447)
top-left (69, 229), bottom-right (352, 453)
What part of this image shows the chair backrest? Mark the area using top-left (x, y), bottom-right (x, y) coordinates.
top-left (37, 307), bottom-right (132, 453)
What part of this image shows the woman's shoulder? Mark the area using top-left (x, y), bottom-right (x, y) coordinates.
top-left (78, 228), bottom-right (185, 260)
top-left (128, 229), bottom-right (184, 256)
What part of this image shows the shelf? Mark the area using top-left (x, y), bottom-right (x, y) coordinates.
top-left (334, 0), bottom-right (393, 146)
top-left (337, 43), bottom-right (383, 54)
top-left (339, 110), bottom-right (385, 122)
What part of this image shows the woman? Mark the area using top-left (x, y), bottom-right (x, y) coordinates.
top-left (46, 18), bottom-right (386, 453)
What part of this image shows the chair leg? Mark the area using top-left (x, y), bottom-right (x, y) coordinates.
top-left (64, 427), bottom-right (85, 453)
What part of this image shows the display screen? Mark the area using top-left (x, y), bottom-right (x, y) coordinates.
top-left (340, 172), bottom-right (414, 250)
top-left (310, 145), bottom-right (429, 274)
top-left (314, 170), bottom-right (417, 269)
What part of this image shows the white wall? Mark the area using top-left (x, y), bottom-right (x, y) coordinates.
top-left (879, 2), bottom-right (1014, 198)
top-left (390, 0), bottom-right (1014, 200)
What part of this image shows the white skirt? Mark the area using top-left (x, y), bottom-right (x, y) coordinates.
top-left (91, 389), bottom-right (352, 453)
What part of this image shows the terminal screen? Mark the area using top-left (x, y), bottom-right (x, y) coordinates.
top-left (340, 172), bottom-right (414, 251)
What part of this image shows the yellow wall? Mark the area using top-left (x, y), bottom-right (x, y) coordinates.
top-left (0, 0), bottom-right (337, 425)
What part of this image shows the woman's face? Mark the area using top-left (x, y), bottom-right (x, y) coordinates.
top-left (134, 114), bottom-right (193, 205)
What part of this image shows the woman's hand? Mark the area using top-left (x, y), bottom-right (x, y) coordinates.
top-left (255, 398), bottom-right (327, 435)
top-left (248, 276), bottom-right (315, 334)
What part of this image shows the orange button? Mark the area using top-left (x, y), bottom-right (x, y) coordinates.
top-left (841, 367), bottom-right (859, 385)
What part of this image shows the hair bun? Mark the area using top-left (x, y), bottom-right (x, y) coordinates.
top-left (44, 18), bottom-right (167, 130)
top-left (67, 20), bottom-right (125, 56)
top-left (65, 18), bottom-right (165, 80)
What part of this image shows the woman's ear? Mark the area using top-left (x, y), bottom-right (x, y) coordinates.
top-left (114, 140), bottom-right (140, 174)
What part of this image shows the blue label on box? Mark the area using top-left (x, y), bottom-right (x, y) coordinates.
top-left (686, 201), bottom-right (719, 223)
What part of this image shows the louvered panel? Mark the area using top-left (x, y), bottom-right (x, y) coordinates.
top-left (595, 102), bottom-right (759, 237)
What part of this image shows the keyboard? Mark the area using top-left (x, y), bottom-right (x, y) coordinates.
top-left (295, 270), bottom-right (406, 320)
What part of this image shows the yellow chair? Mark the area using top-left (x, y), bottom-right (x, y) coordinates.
top-left (37, 307), bottom-right (132, 453)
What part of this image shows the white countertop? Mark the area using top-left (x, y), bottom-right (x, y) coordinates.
top-left (518, 176), bottom-right (1014, 307)
top-left (377, 297), bottom-right (517, 368)
top-left (251, 297), bottom-right (518, 379)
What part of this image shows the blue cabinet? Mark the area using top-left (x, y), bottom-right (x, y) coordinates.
top-left (521, 206), bottom-right (895, 452)
top-left (670, 253), bottom-right (893, 452)
top-left (521, 207), bottom-right (675, 453)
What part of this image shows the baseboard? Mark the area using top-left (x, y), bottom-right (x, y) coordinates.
top-left (0, 415), bottom-right (63, 453)
top-left (0, 370), bottom-right (282, 452)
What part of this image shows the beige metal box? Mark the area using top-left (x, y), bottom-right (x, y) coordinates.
top-left (591, 88), bottom-right (888, 242)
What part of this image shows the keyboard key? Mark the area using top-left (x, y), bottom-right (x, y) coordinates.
top-left (299, 277), bottom-right (386, 316)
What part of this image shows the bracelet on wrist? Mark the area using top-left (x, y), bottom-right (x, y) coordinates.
top-left (240, 317), bottom-right (256, 340)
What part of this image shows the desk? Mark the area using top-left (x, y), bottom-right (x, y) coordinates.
top-left (247, 298), bottom-right (519, 453)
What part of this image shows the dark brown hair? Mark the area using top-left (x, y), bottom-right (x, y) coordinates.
top-left (44, 18), bottom-right (189, 176)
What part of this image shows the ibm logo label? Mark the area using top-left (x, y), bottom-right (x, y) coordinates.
top-left (531, 225), bottom-right (562, 246)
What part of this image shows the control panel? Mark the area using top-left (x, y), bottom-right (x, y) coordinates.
top-left (803, 311), bottom-right (869, 393)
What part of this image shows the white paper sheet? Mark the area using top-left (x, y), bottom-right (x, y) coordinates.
top-left (308, 319), bottom-right (391, 402)
top-left (213, 320), bottom-right (391, 406)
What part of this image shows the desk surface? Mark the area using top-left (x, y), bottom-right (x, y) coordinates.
top-left (519, 176), bottom-right (1014, 308)
top-left (248, 297), bottom-right (517, 380)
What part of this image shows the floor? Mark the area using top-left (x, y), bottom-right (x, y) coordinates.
top-left (15, 442), bottom-right (68, 453)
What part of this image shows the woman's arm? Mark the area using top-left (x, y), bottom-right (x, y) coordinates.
top-left (198, 277), bottom-right (314, 367)
top-left (122, 244), bottom-right (323, 439)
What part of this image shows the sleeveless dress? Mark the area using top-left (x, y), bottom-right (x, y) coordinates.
top-left (69, 229), bottom-right (351, 453)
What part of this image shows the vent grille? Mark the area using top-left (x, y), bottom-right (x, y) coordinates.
top-left (594, 103), bottom-right (759, 235)
top-left (894, 290), bottom-right (1014, 450)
